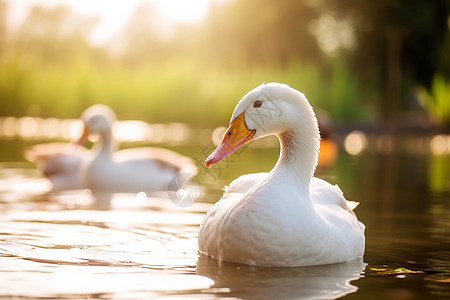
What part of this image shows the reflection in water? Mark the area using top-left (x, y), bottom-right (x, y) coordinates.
top-left (0, 180), bottom-right (212, 298)
top-left (197, 254), bottom-right (366, 299)
top-left (0, 140), bottom-right (449, 299)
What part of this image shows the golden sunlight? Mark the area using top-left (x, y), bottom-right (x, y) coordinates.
top-left (344, 130), bottom-right (368, 155)
top-left (6, 0), bottom-right (213, 45)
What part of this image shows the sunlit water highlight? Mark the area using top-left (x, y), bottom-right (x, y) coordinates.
top-left (0, 150), bottom-right (449, 299)
top-left (0, 166), bottom-right (368, 299)
top-left (0, 166), bottom-right (209, 298)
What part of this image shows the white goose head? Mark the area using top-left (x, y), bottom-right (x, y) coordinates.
top-left (80, 104), bottom-right (117, 135)
top-left (206, 83), bottom-right (320, 178)
top-left (76, 104), bottom-right (118, 151)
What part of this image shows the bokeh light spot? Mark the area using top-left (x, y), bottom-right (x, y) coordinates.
top-left (344, 130), bottom-right (367, 155)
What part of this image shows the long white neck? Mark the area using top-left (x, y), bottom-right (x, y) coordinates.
top-left (270, 114), bottom-right (320, 191)
top-left (93, 128), bottom-right (116, 158)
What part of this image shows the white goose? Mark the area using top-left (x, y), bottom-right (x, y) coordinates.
top-left (76, 105), bottom-right (197, 203)
top-left (198, 83), bottom-right (365, 267)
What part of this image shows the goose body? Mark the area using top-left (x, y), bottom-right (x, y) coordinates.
top-left (24, 142), bottom-right (89, 192)
top-left (198, 83), bottom-right (365, 267)
top-left (77, 105), bottom-right (197, 200)
top-left (84, 146), bottom-right (196, 194)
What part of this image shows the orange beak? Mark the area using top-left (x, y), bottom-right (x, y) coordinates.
top-left (73, 127), bottom-right (90, 146)
top-left (205, 112), bottom-right (255, 167)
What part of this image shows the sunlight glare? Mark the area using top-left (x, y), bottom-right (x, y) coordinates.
top-left (344, 130), bottom-right (368, 155)
top-left (309, 13), bottom-right (356, 55)
top-left (430, 134), bottom-right (449, 155)
top-left (114, 120), bottom-right (150, 142)
top-left (136, 191), bottom-right (148, 202)
top-left (154, 0), bottom-right (210, 24)
top-left (166, 123), bottom-right (191, 144)
top-left (42, 118), bottom-right (61, 138)
top-left (17, 117), bottom-right (38, 138)
top-left (148, 124), bottom-right (166, 143)
top-left (212, 126), bottom-right (226, 146)
top-left (0, 117), bottom-right (17, 137)
top-left (6, 0), bottom-right (213, 45)
top-left (65, 119), bottom-right (83, 140)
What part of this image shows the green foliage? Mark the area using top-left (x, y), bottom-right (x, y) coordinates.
top-left (430, 75), bottom-right (450, 124)
top-left (0, 0), bottom-right (447, 127)
top-left (416, 75), bottom-right (450, 125)
top-left (0, 52), bottom-right (373, 125)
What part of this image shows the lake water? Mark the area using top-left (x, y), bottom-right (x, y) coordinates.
top-left (0, 136), bottom-right (449, 299)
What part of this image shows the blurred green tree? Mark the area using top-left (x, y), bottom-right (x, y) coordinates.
top-left (203, 0), bottom-right (449, 124)
top-left (320, 0), bottom-right (449, 120)
top-left (203, 0), bottom-right (321, 66)
top-left (0, 0), bottom-right (448, 125)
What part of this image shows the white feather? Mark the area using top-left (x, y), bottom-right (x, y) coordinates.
top-left (198, 83), bottom-right (365, 267)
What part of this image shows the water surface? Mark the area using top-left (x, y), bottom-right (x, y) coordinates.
top-left (0, 140), bottom-right (449, 299)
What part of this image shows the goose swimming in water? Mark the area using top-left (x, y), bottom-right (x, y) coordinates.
top-left (198, 83), bottom-right (365, 267)
top-left (75, 104), bottom-right (197, 205)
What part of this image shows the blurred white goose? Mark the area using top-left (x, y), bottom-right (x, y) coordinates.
top-left (24, 142), bottom-right (89, 192)
top-left (76, 104), bottom-right (197, 202)
top-left (198, 83), bottom-right (365, 267)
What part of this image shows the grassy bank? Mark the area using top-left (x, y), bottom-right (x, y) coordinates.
top-left (1, 53), bottom-right (376, 126)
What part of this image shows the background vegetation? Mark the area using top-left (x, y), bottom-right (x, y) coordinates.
top-left (0, 0), bottom-right (449, 128)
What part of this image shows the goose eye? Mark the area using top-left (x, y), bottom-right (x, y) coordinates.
top-left (253, 100), bottom-right (263, 108)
